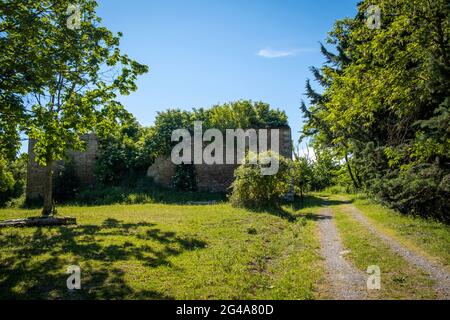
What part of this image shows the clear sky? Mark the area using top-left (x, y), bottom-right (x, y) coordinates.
top-left (21, 0), bottom-right (359, 154)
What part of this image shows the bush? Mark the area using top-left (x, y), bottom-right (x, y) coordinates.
top-left (0, 154), bottom-right (28, 206)
top-left (96, 117), bottom-right (153, 185)
top-left (54, 159), bottom-right (81, 202)
top-left (370, 164), bottom-right (450, 222)
top-left (171, 164), bottom-right (197, 191)
top-left (230, 151), bottom-right (293, 209)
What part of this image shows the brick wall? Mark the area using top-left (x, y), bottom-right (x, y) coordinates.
top-left (26, 134), bottom-right (99, 200)
top-left (147, 127), bottom-right (293, 192)
top-left (26, 127), bottom-right (292, 198)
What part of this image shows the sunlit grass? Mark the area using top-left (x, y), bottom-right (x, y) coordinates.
top-left (330, 203), bottom-right (437, 300)
top-left (318, 192), bottom-right (450, 268)
top-left (0, 202), bottom-right (324, 300)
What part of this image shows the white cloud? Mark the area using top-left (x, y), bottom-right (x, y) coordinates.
top-left (257, 47), bottom-right (316, 58)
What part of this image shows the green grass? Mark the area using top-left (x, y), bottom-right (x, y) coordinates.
top-left (351, 197), bottom-right (450, 268)
top-left (329, 199), bottom-right (438, 299)
top-left (321, 193), bottom-right (450, 269)
top-left (24, 178), bottom-right (228, 208)
top-left (0, 201), bottom-right (323, 300)
top-left (2, 192), bottom-right (447, 300)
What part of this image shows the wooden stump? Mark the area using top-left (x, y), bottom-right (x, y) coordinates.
top-left (0, 216), bottom-right (77, 228)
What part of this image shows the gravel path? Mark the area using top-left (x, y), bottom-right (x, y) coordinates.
top-left (317, 206), bottom-right (368, 300)
top-left (344, 204), bottom-right (450, 300)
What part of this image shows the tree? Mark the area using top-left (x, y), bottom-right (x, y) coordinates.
top-left (300, 36), bottom-right (362, 190)
top-left (292, 155), bottom-right (312, 199)
top-left (96, 111), bottom-right (152, 185)
top-left (144, 101), bottom-right (289, 161)
top-left (301, 0), bottom-right (450, 220)
top-left (0, 0), bottom-right (53, 191)
top-left (2, 1), bottom-right (148, 215)
top-left (0, 153), bottom-right (28, 207)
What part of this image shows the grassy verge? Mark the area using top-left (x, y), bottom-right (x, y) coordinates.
top-left (319, 192), bottom-right (450, 269)
top-left (330, 201), bottom-right (437, 299)
top-left (0, 202), bottom-right (323, 300)
top-left (350, 197), bottom-right (450, 268)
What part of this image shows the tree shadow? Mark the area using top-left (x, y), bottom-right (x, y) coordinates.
top-left (288, 195), bottom-right (352, 212)
top-left (254, 196), bottom-right (352, 223)
top-left (0, 218), bottom-right (207, 299)
top-left (22, 180), bottom-right (228, 209)
top-left (243, 205), bottom-right (298, 222)
top-left (300, 212), bottom-right (332, 221)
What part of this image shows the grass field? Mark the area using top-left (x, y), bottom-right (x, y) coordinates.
top-left (0, 200), bottom-right (324, 300)
top-left (1, 194), bottom-right (448, 300)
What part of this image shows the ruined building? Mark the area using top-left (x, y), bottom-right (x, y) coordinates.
top-left (26, 128), bottom-right (292, 200)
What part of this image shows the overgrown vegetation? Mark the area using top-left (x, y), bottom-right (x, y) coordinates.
top-left (53, 160), bottom-right (80, 203)
top-left (0, 154), bottom-right (28, 207)
top-left (230, 152), bottom-right (292, 209)
top-left (301, 0), bottom-right (450, 221)
top-left (171, 164), bottom-right (198, 191)
top-left (145, 100), bottom-right (288, 160)
top-left (292, 148), bottom-right (345, 195)
top-left (93, 100), bottom-right (287, 200)
top-left (96, 114), bottom-right (153, 186)
top-left (73, 177), bottom-right (224, 206)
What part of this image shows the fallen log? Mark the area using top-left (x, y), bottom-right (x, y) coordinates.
top-left (0, 216), bottom-right (77, 228)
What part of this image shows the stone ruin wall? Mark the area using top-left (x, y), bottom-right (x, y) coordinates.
top-left (147, 127), bottom-right (293, 192)
top-left (26, 135), bottom-right (99, 200)
top-left (26, 127), bottom-right (292, 199)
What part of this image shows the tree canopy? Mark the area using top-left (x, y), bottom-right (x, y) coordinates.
top-left (301, 0), bottom-right (449, 220)
top-left (0, 0), bottom-right (148, 214)
top-left (96, 100), bottom-right (289, 186)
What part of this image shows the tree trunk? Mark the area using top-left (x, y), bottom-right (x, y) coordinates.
top-left (42, 161), bottom-right (54, 216)
top-left (344, 153), bottom-right (360, 190)
top-left (300, 182), bottom-right (304, 200)
top-left (355, 166), bottom-right (363, 189)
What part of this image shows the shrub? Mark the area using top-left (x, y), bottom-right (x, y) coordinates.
top-left (171, 164), bottom-right (197, 191)
top-left (230, 151), bottom-right (293, 209)
top-left (54, 159), bottom-right (81, 202)
top-left (370, 164), bottom-right (450, 222)
top-left (0, 154), bottom-right (28, 206)
top-left (96, 117), bottom-right (153, 185)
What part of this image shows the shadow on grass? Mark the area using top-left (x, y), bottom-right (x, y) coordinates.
top-left (0, 218), bottom-right (207, 299)
top-left (23, 190), bottom-right (228, 210)
top-left (289, 195), bottom-right (352, 212)
top-left (267, 195), bottom-right (353, 222)
top-left (241, 203), bottom-right (299, 222)
top-left (233, 195), bottom-right (349, 223)
top-left (22, 177), bottom-right (228, 209)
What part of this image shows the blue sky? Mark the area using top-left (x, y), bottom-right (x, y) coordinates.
top-left (21, 0), bottom-right (359, 153)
